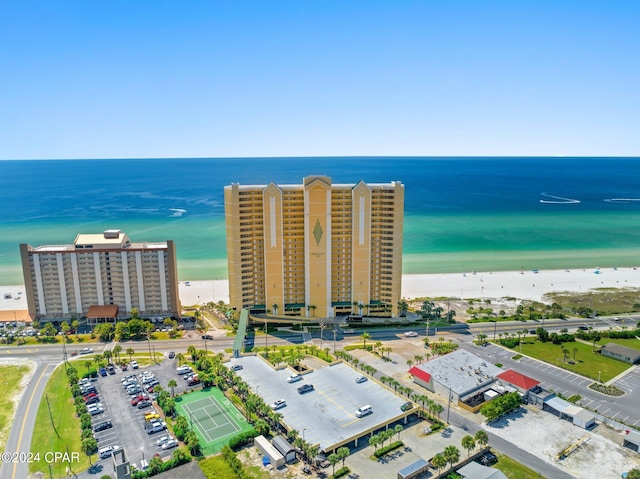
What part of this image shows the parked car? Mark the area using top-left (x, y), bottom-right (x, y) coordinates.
top-left (137, 400), bottom-right (152, 409)
top-left (297, 384), bottom-right (314, 394)
top-left (107, 365), bottom-right (115, 375)
top-left (99, 368), bottom-right (107, 377)
top-left (93, 421), bottom-right (112, 432)
top-left (400, 401), bottom-right (414, 412)
top-left (168, 351), bottom-right (175, 359)
top-left (162, 439), bottom-right (178, 450)
top-left (230, 364), bottom-right (243, 371)
top-left (85, 396), bottom-right (101, 405)
top-left (270, 399), bottom-right (286, 410)
top-left (130, 360), bottom-right (139, 369)
top-left (287, 374), bottom-right (302, 383)
top-left (156, 435), bottom-right (171, 447)
top-left (187, 377), bottom-right (201, 386)
top-left (355, 376), bottom-right (367, 383)
top-left (176, 365), bottom-right (192, 375)
top-left (146, 421), bottom-right (167, 435)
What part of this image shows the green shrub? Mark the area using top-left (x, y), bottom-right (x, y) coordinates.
top-left (373, 441), bottom-right (403, 458)
top-left (331, 466), bottom-right (350, 478)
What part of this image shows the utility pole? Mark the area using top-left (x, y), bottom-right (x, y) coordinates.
top-left (46, 393), bottom-right (60, 439)
top-left (493, 320), bottom-right (497, 341)
top-left (446, 386), bottom-right (452, 423)
top-left (333, 329), bottom-right (337, 354)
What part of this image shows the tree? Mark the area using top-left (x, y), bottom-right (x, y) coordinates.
top-left (369, 434), bottom-right (380, 451)
top-left (561, 346), bottom-right (569, 363)
top-left (360, 331), bottom-right (370, 349)
top-left (103, 349), bottom-right (112, 363)
top-left (126, 347), bottom-right (135, 362)
top-left (81, 437), bottom-right (98, 465)
top-left (626, 469), bottom-right (640, 479)
top-left (394, 424), bottom-right (403, 442)
top-left (113, 344), bottom-right (122, 363)
top-left (337, 446), bottom-right (350, 468)
top-left (444, 445), bottom-right (460, 469)
top-left (431, 454), bottom-right (447, 475)
top-left (461, 435), bottom-right (476, 457)
top-left (72, 318), bottom-right (79, 338)
top-left (84, 360), bottom-right (92, 373)
top-left (168, 379), bottom-right (178, 397)
top-left (328, 453), bottom-right (340, 476)
top-left (474, 430), bottom-right (489, 449)
top-left (185, 430), bottom-right (200, 456)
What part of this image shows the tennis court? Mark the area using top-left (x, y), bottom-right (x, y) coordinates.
top-left (175, 388), bottom-right (254, 454)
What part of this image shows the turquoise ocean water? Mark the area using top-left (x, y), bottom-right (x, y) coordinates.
top-left (1, 158), bottom-right (639, 286)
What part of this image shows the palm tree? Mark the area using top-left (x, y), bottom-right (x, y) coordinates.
top-left (461, 435), bottom-right (476, 457)
top-left (272, 303), bottom-right (278, 315)
top-left (561, 345), bottom-right (569, 363)
top-left (394, 424), bottom-right (403, 442)
top-left (84, 360), bottom-right (92, 373)
top-left (175, 352), bottom-right (185, 366)
top-left (444, 445), bottom-right (460, 469)
top-left (360, 331), bottom-right (370, 349)
top-left (374, 341), bottom-right (383, 354)
top-left (474, 430), bottom-right (489, 449)
top-left (337, 447), bottom-right (349, 469)
top-left (168, 379), bottom-right (178, 397)
top-left (113, 344), bottom-right (122, 363)
top-left (126, 348), bottom-right (135, 362)
top-left (369, 434), bottom-right (380, 451)
top-left (572, 347), bottom-right (578, 362)
top-left (103, 350), bottom-right (112, 364)
top-left (328, 453), bottom-right (340, 476)
top-left (431, 454), bottom-right (447, 475)
top-left (72, 318), bottom-right (79, 339)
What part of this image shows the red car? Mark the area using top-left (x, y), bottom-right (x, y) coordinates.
top-left (131, 395), bottom-right (149, 406)
top-left (83, 393), bottom-right (98, 400)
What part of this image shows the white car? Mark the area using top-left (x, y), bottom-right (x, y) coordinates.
top-left (130, 360), bottom-right (139, 369)
top-left (80, 348), bottom-right (94, 355)
top-left (404, 331), bottom-right (418, 337)
top-left (270, 399), bottom-right (286, 410)
top-left (355, 376), bottom-right (368, 383)
top-left (156, 435), bottom-right (171, 446)
top-left (287, 374), bottom-right (302, 383)
top-left (162, 439), bottom-right (178, 450)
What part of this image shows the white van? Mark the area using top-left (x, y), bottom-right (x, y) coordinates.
top-left (355, 405), bottom-right (372, 418)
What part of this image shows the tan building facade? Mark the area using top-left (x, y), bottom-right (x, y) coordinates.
top-left (20, 230), bottom-right (180, 321)
top-left (225, 176), bottom-right (404, 318)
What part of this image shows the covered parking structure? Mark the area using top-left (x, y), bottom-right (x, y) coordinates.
top-left (228, 355), bottom-right (415, 454)
top-left (623, 429), bottom-right (640, 452)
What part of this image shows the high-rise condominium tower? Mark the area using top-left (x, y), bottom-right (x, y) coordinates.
top-left (20, 230), bottom-right (180, 321)
top-left (224, 176), bottom-right (404, 318)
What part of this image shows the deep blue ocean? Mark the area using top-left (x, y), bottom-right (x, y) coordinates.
top-left (1, 157), bottom-right (639, 285)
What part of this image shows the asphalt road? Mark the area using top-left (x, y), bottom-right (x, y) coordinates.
top-left (0, 361), bottom-right (56, 479)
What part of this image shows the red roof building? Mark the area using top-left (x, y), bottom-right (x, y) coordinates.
top-left (497, 369), bottom-right (539, 392)
top-left (408, 366), bottom-right (432, 386)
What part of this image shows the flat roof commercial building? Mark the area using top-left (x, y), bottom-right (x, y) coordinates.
top-left (224, 176), bottom-right (404, 318)
top-left (20, 230), bottom-right (180, 321)
top-left (409, 349), bottom-right (503, 403)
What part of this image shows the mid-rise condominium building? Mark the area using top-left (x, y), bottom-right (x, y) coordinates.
top-left (224, 176), bottom-right (404, 318)
top-left (20, 230), bottom-right (180, 321)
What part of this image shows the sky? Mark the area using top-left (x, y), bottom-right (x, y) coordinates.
top-left (1, 1), bottom-right (639, 159)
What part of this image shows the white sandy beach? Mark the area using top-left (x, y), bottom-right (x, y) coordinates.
top-left (2, 267), bottom-right (639, 313)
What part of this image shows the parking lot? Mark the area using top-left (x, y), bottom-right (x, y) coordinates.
top-left (84, 352), bottom-right (200, 469)
top-left (229, 356), bottom-right (410, 452)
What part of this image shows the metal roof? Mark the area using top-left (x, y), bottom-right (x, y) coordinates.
top-left (414, 349), bottom-right (503, 395)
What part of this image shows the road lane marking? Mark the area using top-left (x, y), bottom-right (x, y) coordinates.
top-left (12, 363), bottom-right (53, 479)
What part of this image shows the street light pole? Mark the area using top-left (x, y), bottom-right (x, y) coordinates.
top-left (333, 329), bottom-right (337, 354)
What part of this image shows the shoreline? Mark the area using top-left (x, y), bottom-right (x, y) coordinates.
top-left (2, 266), bottom-right (639, 313)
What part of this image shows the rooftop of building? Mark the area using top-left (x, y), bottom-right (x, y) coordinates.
top-left (601, 343), bottom-right (640, 360)
top-left (411, 349), bottom-right (504, 396)
top-left (24, 230), bottom-right (169, 252)
top-left (497, 369), bottom-right (540, 391)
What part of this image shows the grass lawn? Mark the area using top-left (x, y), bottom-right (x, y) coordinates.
top-left (199, 456), bottom-right (237, 479)
top-left (0, 364), bottom-right (31, 450)
top-left (493, 452), bottom-right (547, 479)
top-left (28, 364), bottom-right (90, 476)
top-left (599, 337), bottom-right (640, 352)
top-left (515, 340), bottom-right (630, 382)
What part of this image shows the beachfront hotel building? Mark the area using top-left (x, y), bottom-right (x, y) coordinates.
top-left (224, 176), bottom-right (404, 318)
top-left (20, 230), bottom-right (180, 322)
